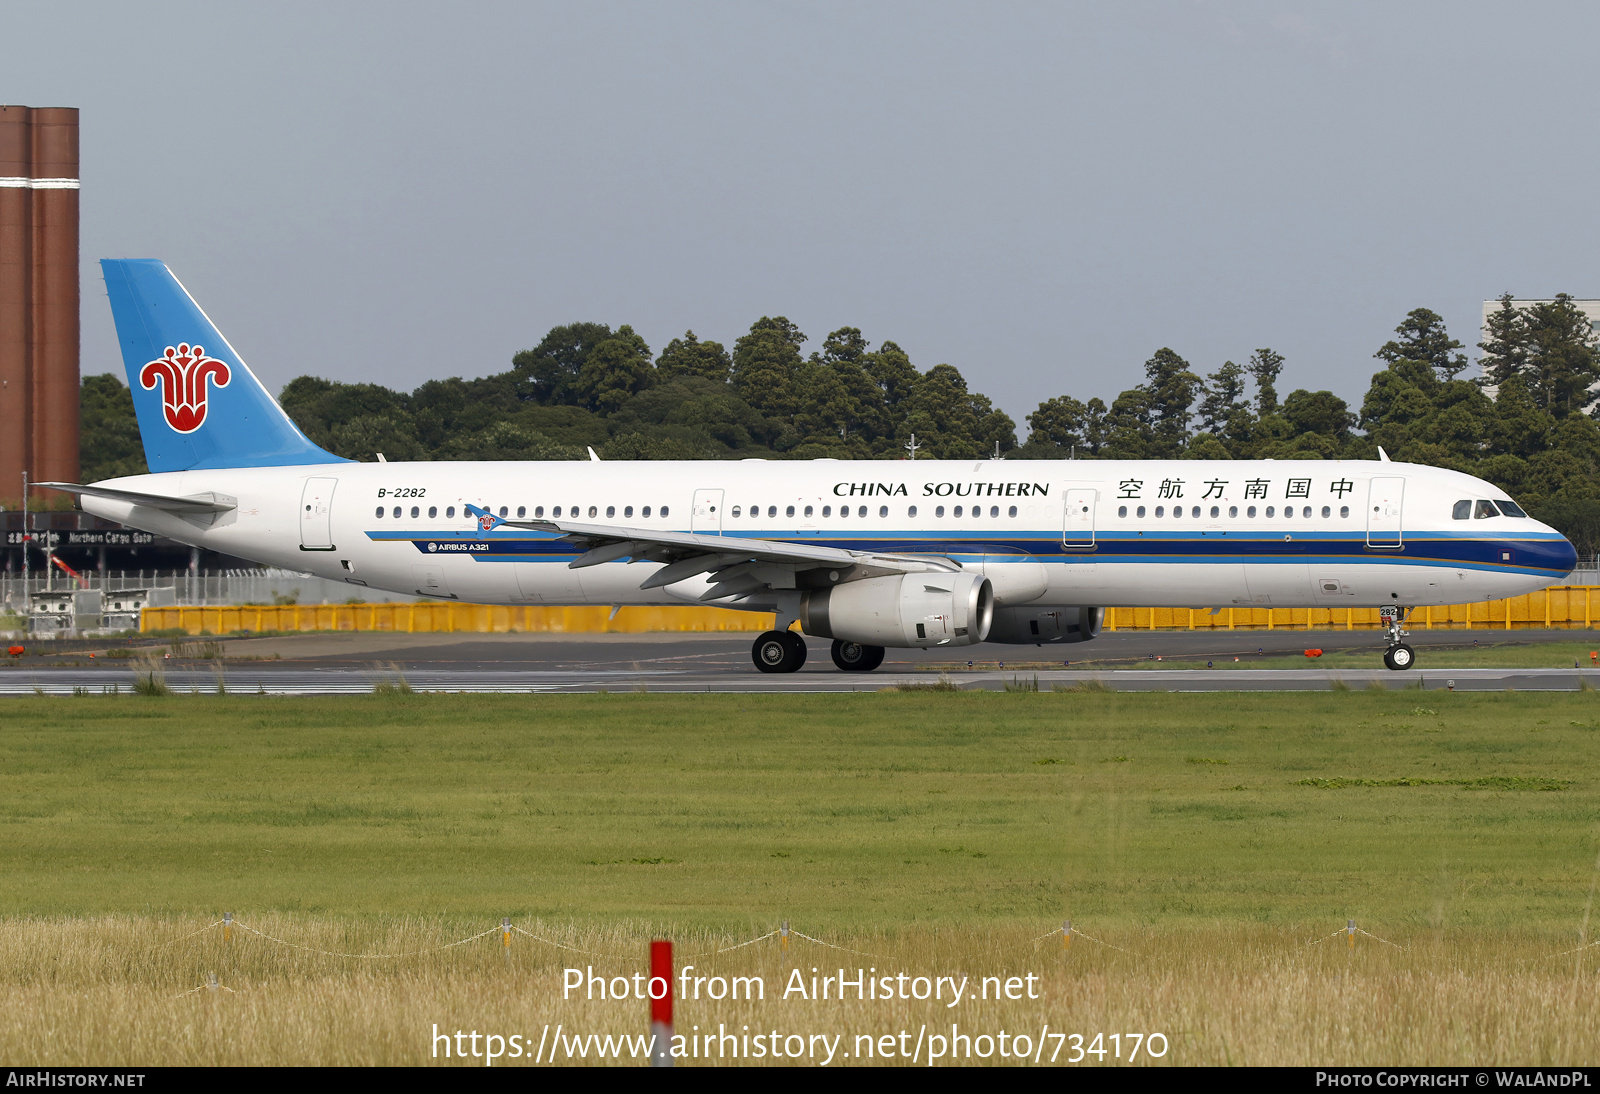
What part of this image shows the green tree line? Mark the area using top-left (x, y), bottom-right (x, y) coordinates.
top-left (78, 298), bottom-right (1600, 551)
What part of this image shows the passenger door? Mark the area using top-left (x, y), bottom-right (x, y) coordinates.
top-left (299, 477), bottom-right (337, 551)
top-left (1366, 477), bottom-right (1405, 548)
top-left (1062, 487), bottom-right (1097, 549)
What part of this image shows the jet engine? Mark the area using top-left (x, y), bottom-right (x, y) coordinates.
top-left (985, 605), bottom-right (1103, 645)
top-left (800, 572), bottom-right (993, 648)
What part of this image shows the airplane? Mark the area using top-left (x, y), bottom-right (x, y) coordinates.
top-left (40, 259), bottom-right (1578, 674)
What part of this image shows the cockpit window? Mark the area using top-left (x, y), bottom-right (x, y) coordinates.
top-left (1494, 499), bottom-right (1528, 518)
top-left (1474, 500), bottom-right (1498, 519)
top-left (1452, 500), bottom-right (1471, 520)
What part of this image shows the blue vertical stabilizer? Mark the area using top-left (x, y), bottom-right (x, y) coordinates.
top-left (100, 259), bottom-right (349, 472)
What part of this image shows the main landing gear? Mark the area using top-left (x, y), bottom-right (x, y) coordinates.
top-left (830, 639), bottom-right (885, 673)
top-left (752, 630), bottom-right (808, 674)
top-left (1380, 605), bottom-right (1415, 671)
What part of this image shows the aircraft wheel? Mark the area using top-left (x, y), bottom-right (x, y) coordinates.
top-left (1383, 643), bottom-right (1416, 671)
top-left (753, 631), bottom-right (804, 674)
top-left (781, 630), bottom-right (808, 668)
top-left (831, 639), bottom-right (886, 672)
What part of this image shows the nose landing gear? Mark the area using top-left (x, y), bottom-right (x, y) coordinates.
top-left (1380, 605), bottom-right (1415, 670)
top-left (752, 630), bottom-right (808, 674)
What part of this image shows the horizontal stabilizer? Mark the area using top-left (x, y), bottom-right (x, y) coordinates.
top-left (34, 482), bottom-right (237, 514)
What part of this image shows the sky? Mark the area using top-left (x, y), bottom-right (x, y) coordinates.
top-left (7, 1), bottom-right (1599, 431)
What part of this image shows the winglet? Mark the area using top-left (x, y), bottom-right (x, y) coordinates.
top-left (1378, 446), bottom-right (1391, 462)
top-left (587, 446), bottom-right (602, 462)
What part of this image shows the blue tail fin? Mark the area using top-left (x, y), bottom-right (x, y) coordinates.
top-left (100, 259), bottom-right (348, 473)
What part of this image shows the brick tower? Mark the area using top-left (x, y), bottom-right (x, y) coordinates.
top-left (0, 106), bottom-right (79, 507)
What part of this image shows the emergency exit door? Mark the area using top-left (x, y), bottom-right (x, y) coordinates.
top-left (1062, 488), bottom-right (1097, 549)
top-left (1366, 477), bottom-right (1404, 549)
top-left (300, 477), bottom-right (337, 551)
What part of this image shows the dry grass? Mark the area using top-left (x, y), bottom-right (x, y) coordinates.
top-left (0, 915), bottom-right (1595, 1066)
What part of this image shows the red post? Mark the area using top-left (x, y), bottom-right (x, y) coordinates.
top-left (650, 940), bottom-right (673, 1067)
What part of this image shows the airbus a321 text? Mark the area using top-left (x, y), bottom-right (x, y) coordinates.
top-left (41, 260), bottom-right (1578, 674)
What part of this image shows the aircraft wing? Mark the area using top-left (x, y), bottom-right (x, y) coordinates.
top-left (35, 482), bottom-right (237, 514)
top-left (468, 506), bottom-right (961, 600)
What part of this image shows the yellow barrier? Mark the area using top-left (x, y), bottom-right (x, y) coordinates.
top-left (141, 586), bottom-right (1600, 635)
top-left (1104, 586), bottom-right (1600, 632)
top-left (140, 603), bottom-right (780, 635)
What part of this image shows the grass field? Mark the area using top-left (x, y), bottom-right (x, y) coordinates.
top-left (3, 690), bottom-right (1598, 1065)
top-left (953, 639), bottom-right (1600, 671)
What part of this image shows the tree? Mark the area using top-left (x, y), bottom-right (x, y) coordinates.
top-left (656, 331), bottom-right (732, 383)
top-left (1522, 295), bottom-right (1600, 417)
top-left (1196, 360), bottom-right (1251, 442)
top-left (79, 374), bottom-right (147, 481)
top-left (1282, 389), bottom-right (1355, 441)
top-left (510, 322), bottom-right (613, 405)
top-left (1025, 395), bottom-right (1106, 456)
top-left (731, 317), bottom-right (807, 421)
top-left (1375, 308), bottom-right (1468, 382)
top-left (1141, 348), bottom-right (1203, 457)
top-left (1478, 292), bottom-right (1528, 392)
top-left (900, 363), bottom-right (1016, 459)
top-left (1246, 348), bottom-right (1285, 417)
top-left (575, 325), bottom-right (654, 414)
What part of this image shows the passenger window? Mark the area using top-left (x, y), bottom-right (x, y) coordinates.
top-left (1283, 507), bottom-right (1292, 520)
top-left (624, 506), bottom-right (633, 517)
top-left (447, 506), bottom-right (455, 517)
top-left (553, 506), bottom-right (562, 517)
top-left (535, 506), bottom-right (544, 517)
top-left (839, 506), bottom-right (849, 519)
top-left (1496, 500), bottom-right (1528, 518)
top-left (641, 506), bottom-right (649, 517)
top-left (1475, 500), bottom-right (1497, 519)
top-left (1228, 506), bottom-right (1237, 518)
top-left (1266, 506), bottom-right (1275, 517)
top-left (1452, 500), bottom-right (1471, 520)
top-left (1247, 506), bottom-right (1256, 518)
top-left (1192, 506), bottom-right (1201, 518)
top-left (660, 506), bottom-right (669, 517)
top-left (750, 503), bottom-right (758, 516)
top-left (909, 505), bottom-right (918, 517)
top-left (989, 506), bottom-right (999, 518)
top-left (879, 505), bottom-right (888, 517)
top-left (954, 506), bottom-right (964, 517)
top-left (393, 506), bottom-right (401, 518)
top-left (517, 506), bottom-right (525, 518)
top-left (786, 505), bottom-right (795, 517)
top-left (429, 506), bottom-right (438, 518)
top-left (1340, 506), bottom-right (1349, 518)
top-left (1303, 506), bottom-right (1312, 518)
top-left (804, 505), bottom-right (813, 518)
top-left (1137, 506), bottom-right (1146, 518)
top-left (1173, 506), bottom-right (1183, 519)
top-left (1118, 505), bottom-right (1128, 518)
top-left (375, 506), bottom-right (384, 518)
top-left (1155, 506), bottom-right (1165, 517)
top-left (498, 506), bottom-right (508, 517)
top-left (935, 506), bottom-right (945, 517)
top-left (588, 506), bottom-right (597, 517)
top-left (1008, 506), bottom-right (1017, 517)
top-left (732, 506), bottom-right (742, 517)
top-left (606, 506), bottom-right (616, 518)
top-left (1210, 506), bottom-right (1219, 518)
top-left (822, 505), bottom-right (832, 517)
top-left (411, 506), bottom-right (420, 518)
top-left (859, 506), bottom-right (867, 517)
top-left (768, 506), bottom-right (777, 518)
top-left (1321, 506), bottom-right (1330, 518)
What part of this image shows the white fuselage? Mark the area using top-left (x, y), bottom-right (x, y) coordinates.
top-left (80, 457), bottom-right (1575, 620)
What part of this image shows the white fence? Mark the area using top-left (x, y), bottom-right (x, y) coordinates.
top-left (1, 569), bottom-right (419, 613)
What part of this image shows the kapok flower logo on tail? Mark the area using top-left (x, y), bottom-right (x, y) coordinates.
top-left (140, 343), bottom-right (231, 433)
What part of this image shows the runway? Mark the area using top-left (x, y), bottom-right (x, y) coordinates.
top-left (3, 629), bottom-right (1598, 694)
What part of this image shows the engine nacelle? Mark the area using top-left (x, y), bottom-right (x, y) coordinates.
top-left (985, 605), bottom-right (1103, 645)
top-left (801, 573), bottom-right (994, 648)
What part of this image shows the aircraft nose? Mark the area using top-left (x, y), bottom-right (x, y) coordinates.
top-left (1555, 533), bottom-right (1579, 575)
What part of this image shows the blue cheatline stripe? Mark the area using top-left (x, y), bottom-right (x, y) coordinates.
top-left (368, 528), bottom-right (1574, 577)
